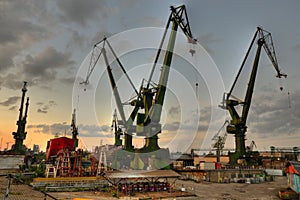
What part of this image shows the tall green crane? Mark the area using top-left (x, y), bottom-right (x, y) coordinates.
top-left (11, 81), bottom-right (29, 153)
top-left (128, 5), bottom-right (196, 152)
top-left (225, 27), bottom-right (287, 165)
top-left (82, 5), bottom-right (196, 153)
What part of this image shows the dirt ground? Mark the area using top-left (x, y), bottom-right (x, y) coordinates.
top-left (0, 174), bottom-right (298, 200)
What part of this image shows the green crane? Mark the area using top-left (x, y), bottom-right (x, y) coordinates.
top-left (11, 81), bottom-right (29, 153)
top-left (127, 5), bottom-right (196, 152)
top-left (82, 37), bottom-right (137, 150)
top-left (82, 5), bottom-right (196, 153)
top-left (225, 27), bottom-right (287, 165)
top-left (111, 109), bottom-right (122, 146)
top-left (212, 120), bottom-right (229, 163)
top-left (71, 109), bottom-right (79, 149)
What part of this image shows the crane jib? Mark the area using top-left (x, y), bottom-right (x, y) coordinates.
top-left (224, 27), bottom-right (287, 165)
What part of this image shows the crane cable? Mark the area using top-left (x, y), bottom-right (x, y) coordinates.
top-left (191, 41), bottom-right (199, 101)
top-left (278, 75), bottom-right (291, 108)
top-left (146, 15), bottom-right (172, 89)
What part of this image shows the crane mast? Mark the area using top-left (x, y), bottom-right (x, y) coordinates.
top-left (71, 109), bottom-right (79, 149)
top-left (11, 81), bottom-right (29, 153)
top-left (225, 27), bottom-right (286, 164)
top-left (132, 5), bottom-right (196, 152)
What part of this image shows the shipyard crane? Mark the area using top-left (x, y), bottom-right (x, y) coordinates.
top-left (71, 109), bottom-right (79, 149)
top-left (11, 81), bottom-right (29, 153)
top-left (111, 109), bottom-right (123, 146)
top-left (223, 27), bottom-right (287, 165)
top-left (126, 5), bottom-right (196, 152)
top-left (82, 37), bottom-right (136, 150)
top-left (82, 5), bottom-right (196, 154)
top-left (246, 140), bottom-right (257, 152)
top-left (211, 120), bottom-right (229, 163)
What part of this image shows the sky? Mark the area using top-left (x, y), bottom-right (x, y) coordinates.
top-left (0, 0), bottom-right (299, 153)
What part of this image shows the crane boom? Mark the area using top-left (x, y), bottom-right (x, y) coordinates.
top-left (225, 27), bottom-right (287, 164)
top-left (133, 5), bottom-right (196, 151)
top-left (102, 47), bottom-right (126, 123)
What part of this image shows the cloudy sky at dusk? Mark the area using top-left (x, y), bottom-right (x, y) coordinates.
top-left (0, 0), bottom-right (299, 153)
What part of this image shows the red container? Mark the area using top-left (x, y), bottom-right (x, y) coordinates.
top-left (46, 137), bottom-right (75, 160)
top-left (215, 162), bottom-right (222, 169)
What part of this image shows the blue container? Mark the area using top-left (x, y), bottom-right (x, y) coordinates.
top-left (292, 174), bottom-right (300, 193)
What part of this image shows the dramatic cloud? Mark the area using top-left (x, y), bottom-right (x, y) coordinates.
top-left (78, 124), bottom-right (112, 137)
top-left (0, 1), bottom-right (51, 72)
top-left (0, 44), bottom-right (19, 73)
top-left (9, 106), bottom-right (17, 111)
top-left (0, 96), bottom-right (20, 107)
top-left (56, 0), bottom-right (112, 26)
top-left (28, 122), bottom-right (69, 136)
top-left (22, 46), bottom-right (75, 83)
top-left (36, 100), bottom-right (57, 114)
top-left (28, 122), bottom-right (112, 138)
top-left (249, 89), bottom-right (300, 136)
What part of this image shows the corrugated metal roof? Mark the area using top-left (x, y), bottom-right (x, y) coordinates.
top-left (105, 170), bottom-right (180, 179)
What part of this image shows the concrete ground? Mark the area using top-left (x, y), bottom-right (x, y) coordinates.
top-left (0, 173), bottom-right (298, 200)
top-left (175, 176), bottom-right (298, 200)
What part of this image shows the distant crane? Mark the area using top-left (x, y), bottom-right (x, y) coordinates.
top-left (5, 142), bottom-right (13, 151)
top-left (0, 137), bottom-right (2, 151)
top-left (211, 120), bottom-right (229, 162)
top-left (11, 81), bottom-right (29, 153)
top-left (246, 140), bottom-right (257, 152)
top-left (222, 27), bottom-right (287, 165)
top-left (111, 109), bottom-right (123, 146)
top-left (71, 109), bottom-right (79, 150)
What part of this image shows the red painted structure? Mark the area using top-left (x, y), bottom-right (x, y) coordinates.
top-left (46, 137), bottom-right (75, 160)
